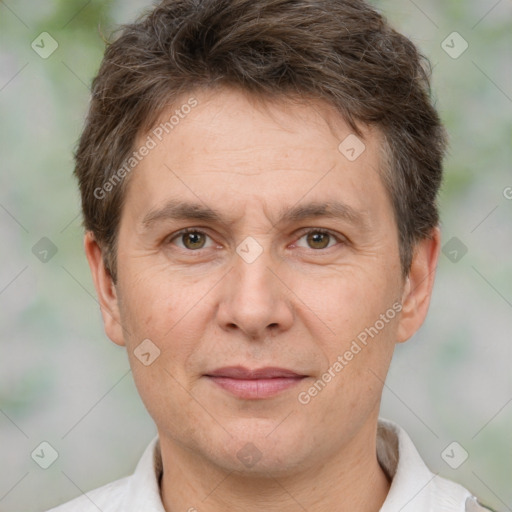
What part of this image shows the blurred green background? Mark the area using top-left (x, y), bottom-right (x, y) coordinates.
top-left (0, 1), bottom-right (511, 511)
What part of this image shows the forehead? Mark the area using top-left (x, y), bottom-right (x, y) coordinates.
top-left (147, 87), bottom-right (378, 164)
top-left (122, 86), bottom-right (393, 228)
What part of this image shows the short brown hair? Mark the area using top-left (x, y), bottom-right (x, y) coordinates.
top-left (75, 0), bottom-right (447, 282)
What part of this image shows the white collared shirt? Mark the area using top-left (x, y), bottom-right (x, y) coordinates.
top-left (46, 418), bottom-right (492, 512)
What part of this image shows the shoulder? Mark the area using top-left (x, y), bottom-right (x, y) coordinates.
top-left (45, 475), bottom-right (130, 512)
top-left (465, 496), bottom-right (497, 512)
top-left (430, 474), bottom-right (496, 512)
top-left (377, 418), bottom-right (496, 512)
top-left (45, 435), bottom-right (161, 512)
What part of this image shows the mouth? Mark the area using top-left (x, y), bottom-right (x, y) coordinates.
top-left (204, 366), bottom-right (308, 400)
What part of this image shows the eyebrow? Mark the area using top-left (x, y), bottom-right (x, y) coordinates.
top-left (141, 199), bottom-right (370, 231)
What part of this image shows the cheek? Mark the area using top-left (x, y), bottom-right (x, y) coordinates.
top-left (118, 265), bottom-right (206, 341)
top-left (297, 268), bottom-right (400, 399)
top-left (118, 268), bottom-right (215, 396)
top-left (128, 360), bottom-right (201, 437)
top-left (299, 267), bottom-right (399, 338)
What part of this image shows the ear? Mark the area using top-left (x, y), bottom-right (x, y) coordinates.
top-left (396, 226), bottom-right (440, 344)
top-left (84, 231), bottom-right (125, 346)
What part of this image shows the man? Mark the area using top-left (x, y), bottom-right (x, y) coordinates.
top-left (48, 0), bottom-right (494, 510)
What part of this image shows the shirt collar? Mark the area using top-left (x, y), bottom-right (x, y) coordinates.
top-left (121, 418), bottom-right (471, 511)
top-left (377, 417), bottom-right (471, 512)
top-left (122, 435), bottom-right (166, 511)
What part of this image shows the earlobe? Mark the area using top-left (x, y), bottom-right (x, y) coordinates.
top-left (83, 232), bottom-right (125, 346)
top-left (396, 227), bottom-right (441, 344)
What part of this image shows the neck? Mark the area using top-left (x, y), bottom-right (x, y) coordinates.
top-left (159, 417), bottom-right (391, 512)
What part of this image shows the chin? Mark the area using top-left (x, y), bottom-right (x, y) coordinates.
top-left (203, 422), bottom-right (312, 476)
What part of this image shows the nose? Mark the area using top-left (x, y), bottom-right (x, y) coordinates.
top-left (215, 241), bottom-right (294, 341)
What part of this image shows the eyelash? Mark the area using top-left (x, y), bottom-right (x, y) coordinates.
top-left (166, 227), bottom-right (346, 252)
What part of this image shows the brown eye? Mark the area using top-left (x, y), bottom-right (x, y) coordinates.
top-left (181, 231), bottom-right (206, 250)
top-left (306, 231), bottom-right (331, 249)
top-left (169, 229), bottom-right (213, 250)
top-left (294, 229), bottom-right (342, 251)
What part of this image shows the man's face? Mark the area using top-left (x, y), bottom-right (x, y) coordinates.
top-left (95, 87), bottom-right (413, 474)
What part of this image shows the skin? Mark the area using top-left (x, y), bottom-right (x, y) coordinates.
top-left (85, 86), bottom-right (440, 512)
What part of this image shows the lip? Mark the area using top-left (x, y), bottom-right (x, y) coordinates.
top-left (204, 366), bottom-right (307, 399)
top-left (206, 366), bottom-right (305, 379)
